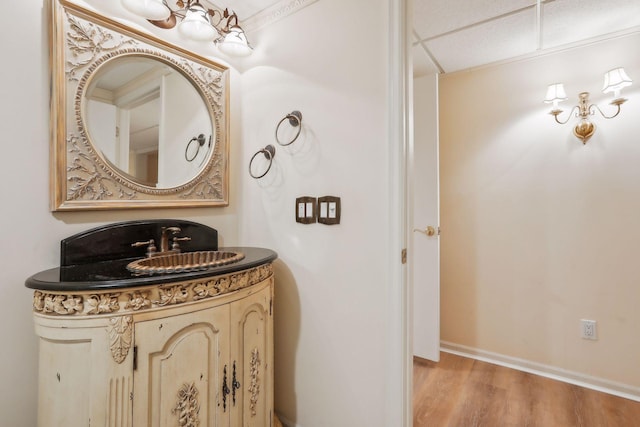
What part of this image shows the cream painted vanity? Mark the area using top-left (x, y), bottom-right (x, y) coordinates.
top-left (26, 221), bottom-right (277, 427)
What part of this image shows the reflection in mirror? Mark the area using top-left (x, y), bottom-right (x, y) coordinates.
top-left (83, 55), bottom-right (214, 189)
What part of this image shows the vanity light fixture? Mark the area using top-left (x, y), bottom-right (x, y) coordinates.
top-left (121, 0), bottom-right (253, 57)
top-left (544, 67), bottom-right (633, 144)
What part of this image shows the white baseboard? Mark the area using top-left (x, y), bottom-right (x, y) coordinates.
top-left (440, 341), bottom-right (640, 402)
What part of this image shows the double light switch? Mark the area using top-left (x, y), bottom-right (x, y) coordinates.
top-left (296, 196), bottom-right (316, 224)
top-left (296, 196), bottom-right (341, 225)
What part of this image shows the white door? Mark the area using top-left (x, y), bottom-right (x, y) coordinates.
top-left (411, 73), bottom-right (440, 361)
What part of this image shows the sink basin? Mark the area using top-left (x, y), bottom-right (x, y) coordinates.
top-left (127, 251), bottom-right (245, 274)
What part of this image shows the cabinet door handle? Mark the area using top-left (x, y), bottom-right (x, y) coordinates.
top-left (232, 361), bottom-right (241, 406)
top-left (222, 365), bottom-right (230, 412)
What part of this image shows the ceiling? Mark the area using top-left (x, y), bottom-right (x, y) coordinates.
top-left (413, 0), bottom-right (640, 76)
top-left (81, 0), bottom-right (640, 75)
top-left (205, 0), bottom-right (315, 32)
top-left (206, 0), bottom-right (281, 22)
top-left (78, 0), bottom-right (315, 43)
top-left (211, 0), bottom-right (640, 76)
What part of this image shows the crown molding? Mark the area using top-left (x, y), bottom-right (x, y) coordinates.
top-left (241, 0), bottom-right (319, 34)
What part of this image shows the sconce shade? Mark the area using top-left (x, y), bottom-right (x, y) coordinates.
top-left (178, 3), bottom-right (219, 41)
top-left (544, 83), bottom-right (568, 106)
top-left (217, 26), bottom-right (252, 57)
top-left (602, 67), bottom-right (633, 97)
top-left (121, 0), bottom-right (171, 21)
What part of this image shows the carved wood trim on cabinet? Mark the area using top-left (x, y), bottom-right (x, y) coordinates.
top-left (32, 263), bottom-right (273, 316)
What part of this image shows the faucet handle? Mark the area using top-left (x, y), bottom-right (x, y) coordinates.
top-left (131, 239), bottom-right (157, 257)
top-left (171, 236), bottom-right (192, 251)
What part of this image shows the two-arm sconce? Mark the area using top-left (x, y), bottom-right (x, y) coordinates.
top-left (544, 67), bottom-right (633, 144)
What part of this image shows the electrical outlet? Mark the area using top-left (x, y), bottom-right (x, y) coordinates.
top-left (581, 319), bottom-right (597, 340)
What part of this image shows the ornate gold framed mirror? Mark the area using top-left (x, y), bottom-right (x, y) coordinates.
top-left (50, 0), bottom-right (229, 210)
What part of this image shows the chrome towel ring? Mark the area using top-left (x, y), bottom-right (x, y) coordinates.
top-left (275, 110), bottom-right (303, 146)
top-left (249, 144), bottom-right (276, 179)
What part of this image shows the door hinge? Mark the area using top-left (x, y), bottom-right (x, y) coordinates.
top-left (401, 248), bottom-right (407, 264)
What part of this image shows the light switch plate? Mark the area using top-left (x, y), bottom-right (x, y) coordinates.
top-left (295, 197), bottom-right (316, 224)
top-left (317, 196), bottom-right (341, 225)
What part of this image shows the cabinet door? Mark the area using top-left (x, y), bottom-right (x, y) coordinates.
top-left (35, 318), bottom-right (134, 427)
top-left (133, 305), bottom-right (230, 427)
top-left (229, 281), bottom-right (273, 427)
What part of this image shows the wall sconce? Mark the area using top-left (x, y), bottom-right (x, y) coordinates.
top-left (544, 68), bottom-right (632, 144)
top-left (121, 0), bottom-right (252, 57)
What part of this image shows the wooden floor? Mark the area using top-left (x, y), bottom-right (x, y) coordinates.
top-left (413, 352), bottom-right (640, 427)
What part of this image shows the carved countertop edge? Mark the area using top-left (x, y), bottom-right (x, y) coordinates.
top-left (32, 263), bottom-right (273, 317)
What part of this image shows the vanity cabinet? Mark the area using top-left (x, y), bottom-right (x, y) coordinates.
top-left (31, 263), bottom-right (274, 427)
top-left (133, 282), bottom-right (273, 426)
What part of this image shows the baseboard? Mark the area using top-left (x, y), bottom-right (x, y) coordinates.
top-left (440, 341), bottom-right (640, 402)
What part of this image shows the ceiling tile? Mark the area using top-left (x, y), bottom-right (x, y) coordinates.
top-left (414, 0), bottom-right (535, 40)
top-left (542, 0), bottom-right (640, 49)
top-left (425, 8), bottom-right (537, 73)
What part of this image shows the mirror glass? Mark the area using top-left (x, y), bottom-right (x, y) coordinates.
top-left (83, 55), bottom-right (214, 189)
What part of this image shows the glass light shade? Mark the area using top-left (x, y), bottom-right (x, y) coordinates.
top-left (178, 4), bottom-right (218, 41)
top-left (602, 67), bottom-right (633, 98)
top-left (121, 0), bottom-right (171, 21)
top-left (544, 83), bottom-right (567, 108)
top-left (217, 27), bottom-right (253, 57)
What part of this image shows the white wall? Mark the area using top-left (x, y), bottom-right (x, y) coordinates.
top-left (0, 3), bottom-right (241, 425)
top-left (439, 32), bottom-right (640, 392)
top-left (238, 0), bottom-right (395, 425)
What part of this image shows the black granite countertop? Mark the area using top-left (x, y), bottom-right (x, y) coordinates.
top-left (25, 247), bottom-right (277, 292)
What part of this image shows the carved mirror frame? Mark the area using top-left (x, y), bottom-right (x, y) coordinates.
top-left (50, 0), bottom-right (229, 211)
